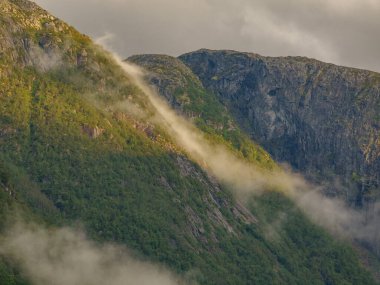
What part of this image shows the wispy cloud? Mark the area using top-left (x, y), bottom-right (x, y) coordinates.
top-left (0, 222), bottom-right (187, 285)
top-left (99, 42), bottom-right (379, 251)
top-left (33, 0), bottom-right (380, 72)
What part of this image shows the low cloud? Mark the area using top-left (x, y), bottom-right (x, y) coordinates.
top-left (0, 222), bottom-right (187, 285)
top-left (100, 45), bottom-right (379, 253)
top-left (28, 44), bottom-right (63, 72)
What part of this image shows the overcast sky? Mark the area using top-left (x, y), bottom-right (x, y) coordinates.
top-left (33, 0), bottom-right (380, 72)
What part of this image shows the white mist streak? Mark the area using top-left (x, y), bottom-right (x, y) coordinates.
top-left (120, 60), bottom-right (274, 193)
top-left (103, 51), bottom-right (379, 246)
top-left (0, 223), bottom-right (182, 285)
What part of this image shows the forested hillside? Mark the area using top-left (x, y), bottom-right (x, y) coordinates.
top-left (0, 0), bottom-right (377, 284)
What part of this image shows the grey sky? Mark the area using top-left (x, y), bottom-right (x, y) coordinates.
top-left (32, 0), bottom-right (380, 72)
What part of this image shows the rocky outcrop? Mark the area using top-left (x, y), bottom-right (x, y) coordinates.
top-left (77, 48), bottom-right (88, 67)
top-left (180, 49), bottom-right (380, 208)
top-left (0, 0), bottom-right (95, 72)
top-left (175, 154), bottom-right (257, 241)
top-left (82, 125), bottom-right (104, 139)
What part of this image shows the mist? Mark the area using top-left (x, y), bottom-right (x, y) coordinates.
top-left (0, 222), bottom-right (186, 285)
top-left (2, 1), bottom-right (379, 283)
top-left (98, 43), bottom-right (379, 251)
top-left (28, 43), bottom-right (63, 72)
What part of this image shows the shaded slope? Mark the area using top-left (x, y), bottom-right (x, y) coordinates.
top-left (128, 54), bottom-right (379, 283)
top-left (180, 49), bottom-right (380, 208)
top-left (0, 1), bottom-right (377, 284)
top-left (128, 54), bottom-right (275, 169)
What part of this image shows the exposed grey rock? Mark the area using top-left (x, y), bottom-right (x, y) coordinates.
top-left (82, 125), bottom-right (104, 139)
top-left (175, 154), bottom-right (257, 238)
top-left (0, 0), bottom-right (84, 69)
top-left (180, 49), bottom-right (380, 209)
top-left (77, 48), bottom-right (88, 67)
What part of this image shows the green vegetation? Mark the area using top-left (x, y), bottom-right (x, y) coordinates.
top-left (177, 81), bottom-right (275, 168)
top-left (0, 1), bottom-right (377, 284)
top-left (0, 167), bottom-right (31, 285)
top-left (128, 54), bottom-right (275, 169)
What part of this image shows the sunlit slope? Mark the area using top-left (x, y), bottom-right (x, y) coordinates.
top-left (127, 55), bottom-right (379, 283)
top-left (0, 0), bottom-right (377, 284)
top-left (128, 54), bottom-right (275, 169)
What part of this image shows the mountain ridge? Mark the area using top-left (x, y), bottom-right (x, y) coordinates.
top-left (183, 48), bottom-right (380, 74)
top-left (129, 51), bottom-right (380, 280)
top-left (179, 49), bottom-right (380, 208)
top-left (0, 0), bottom-right (378, 284)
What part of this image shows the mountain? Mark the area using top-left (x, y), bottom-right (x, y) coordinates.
top-left (0, 0), bottom-right (378, 284)
top-left (128, 53), bottom-right (380, 280)
top-left (179, 49), bottom-right (380, 209)
top-left (128, 54), bottom-right (275, 169)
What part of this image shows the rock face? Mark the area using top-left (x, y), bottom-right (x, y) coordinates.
top-left (0, 0), bottom-right (93, 71)
top-left (128, 54), bottom-right (276, 169)
top-left (82, 125), bottom-right (104, 139)
top-left (180, 49), bottom-right (380, 207)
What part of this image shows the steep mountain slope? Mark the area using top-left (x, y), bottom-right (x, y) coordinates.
top-left (128, 54), bottom-right (380, 281)
top-left (180, 49), bottom-right (380, 209)
top-left (0, 1), bottom-right (378, 284)
top-left (128, 54), bottom-right (275, 169)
